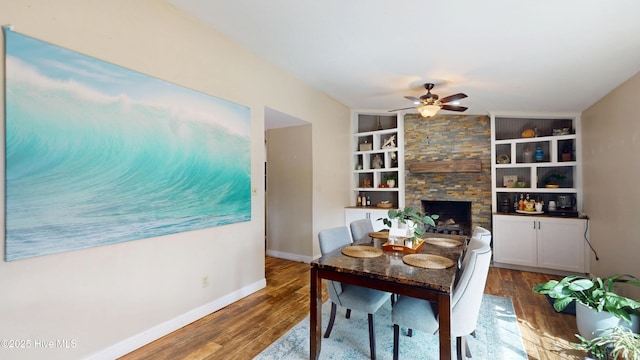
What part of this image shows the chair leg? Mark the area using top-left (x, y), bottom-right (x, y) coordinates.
top-left (465, 337), bottom-right (472, 358)
top-left (390, 294), bottom-right (395, 306)
top-left (393, 324), bottom-right (400, 360)
top-left (408, 328), bottom-right (413, 337)
top-left (323, 302), bottom-right (337, 338)
top-left (367, 313), bottom-right (376, 360)
top-left (346, 308), bottom-right (351, 319)
top-left (456, 336), bottom-right (471, 359)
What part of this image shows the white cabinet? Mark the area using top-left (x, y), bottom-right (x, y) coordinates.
top-left (344, 208), bottom-right (389, 232)
top-left (493, 214), bottom-right (588, 273)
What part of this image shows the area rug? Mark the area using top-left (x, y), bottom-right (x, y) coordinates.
top-left (254, 294), bottom-right (526, 360)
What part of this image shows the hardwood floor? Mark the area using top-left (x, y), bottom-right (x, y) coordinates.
top-left (120, 257), bottom-right (584, 360)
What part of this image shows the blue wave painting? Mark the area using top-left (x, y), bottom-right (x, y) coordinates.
top-left (4, 28), bottom-right (251, 261)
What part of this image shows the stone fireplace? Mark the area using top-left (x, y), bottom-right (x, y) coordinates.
top-left (403, 114), bottom-right (493, 233)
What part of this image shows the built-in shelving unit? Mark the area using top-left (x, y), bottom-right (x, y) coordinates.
top-left (350, 111), bottom-right (404, 208)
top-left (490, 112), bottom-right (589, 274)
top-left (491, 113), bottom-right (581, 212)
top-left (345, 111), bottom-right (404, 229)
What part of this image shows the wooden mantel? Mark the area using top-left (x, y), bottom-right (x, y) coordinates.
top-left (409, 160), bottom-right (482, 173)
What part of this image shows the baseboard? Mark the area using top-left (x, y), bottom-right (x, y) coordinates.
top-left (266, 249), bottom-right (313, 263)
top-left (86, 278), bottom-right (266, 360)
top-left (492, 261), bottom-right (586, 277)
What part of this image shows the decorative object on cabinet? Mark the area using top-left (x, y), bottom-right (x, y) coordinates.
top-left (376, 201), bottom-right (393, 209)
top-left (533, 274), bottom-right (640, 341)
top-left (383, 173), bottom-right (397, 188)
top-left (387, 83), bottom-right (468, 117)
top-left (496, 154), bottom-right (510, 164)
top-left (523, 147), bottom-right (533, 162)
top-left (371, 154), bottom-right (383, 169)
top-left (521, 128), bottom-right (536, 138)
top-left (382, 135), bottom-right (396, 149)
top-left (359, 141), bottom-right (372, 151)
top-left (503, 175), bottom-right (518, 188)
top-left (543, 173), bottom-right (566, 188)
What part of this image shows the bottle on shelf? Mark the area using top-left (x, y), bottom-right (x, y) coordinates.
top-left (361, 193), bottom-right (367, 207)
top-left (513, 194), bottom-right (519, 212)
top-left (518, 194), bottom-right (525, 210)
top-left (366, 196), bottom-right (371, 206)
top-left (356, 193), bottom-right (362, 207)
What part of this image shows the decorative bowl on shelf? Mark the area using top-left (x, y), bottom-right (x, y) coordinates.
top-left (376, 202), bottom-right (393, 208)
top-left (496, 154), bottom-right (510, 164)
top-left (521, 129), bottom-right (535, 138)
top-left (545, 184), bottom-right (560, 188)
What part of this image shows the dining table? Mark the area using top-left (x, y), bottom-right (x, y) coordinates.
top-left (309, 232), bottom-right (467, 360)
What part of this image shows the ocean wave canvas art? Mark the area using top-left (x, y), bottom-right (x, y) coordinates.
top-left (3, 28), bottom-right (251, 261)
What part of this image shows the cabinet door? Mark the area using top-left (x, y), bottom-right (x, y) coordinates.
top-left (537, 218), bottom-right (586, 273)
top-left (493, 215), bottom-right (538, 267)
top-left (344, 208), bottom-right (388, 232)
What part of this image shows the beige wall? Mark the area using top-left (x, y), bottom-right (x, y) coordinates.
top-left (582, 70), bottom-right (640, 298)
top-left (0, 1), bottom-right (350, 359)
top-left (266, 124), bottom-right (314, 260)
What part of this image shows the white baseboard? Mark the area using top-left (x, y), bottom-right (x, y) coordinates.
top-left (266, 249), bottom-right (314, 263)
top-left (86, 278), bottom-right (266, 360)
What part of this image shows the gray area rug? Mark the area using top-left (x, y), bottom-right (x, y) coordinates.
top-left (254, 294), bottom-right (527, 359)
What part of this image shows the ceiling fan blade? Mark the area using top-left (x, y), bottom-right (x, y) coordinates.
top-left (404, 96), bottom-right (421, 104)
top-left (440, 105), bottom-right (468, 112)
top-left (388, 106), bottom-right (417, 112)
top-left (439, 93), bottom-right (468, 104)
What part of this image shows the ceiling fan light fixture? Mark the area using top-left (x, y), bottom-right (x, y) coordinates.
top-left (418, 104), bottom-right (440, 117)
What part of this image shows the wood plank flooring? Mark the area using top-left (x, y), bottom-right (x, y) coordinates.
top-left (120, 257), bottom-right (584, 360)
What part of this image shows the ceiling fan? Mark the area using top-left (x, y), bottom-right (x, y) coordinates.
top-left (389, 83), bottom-right (468, 117)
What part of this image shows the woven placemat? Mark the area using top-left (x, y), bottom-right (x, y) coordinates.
top-left (402, 254), bottom-right (455, 269)
top-left (424, 237), bottom-right (463, 248)
top-left (368, 231), bottom-right (389, 240)
top-left (341, 245), bottom-right (383, 258)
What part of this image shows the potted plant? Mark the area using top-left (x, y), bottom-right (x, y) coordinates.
top-left (543, 173), bottom-right (566, 188)
top-left (574, 325), bottom-right (640, 360)
top-left (383, 173), bottom-right (397, 188)
top-left (378, 207), bottom-right (438, 240)
top-left (533, 274), bottom-right (640, 340)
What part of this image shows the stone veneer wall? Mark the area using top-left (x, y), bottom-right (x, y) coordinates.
top-left (404, 114), bottom-right (492, 233)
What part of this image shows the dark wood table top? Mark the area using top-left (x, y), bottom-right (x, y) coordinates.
top-left (311, 233), bottom-right (466, 293)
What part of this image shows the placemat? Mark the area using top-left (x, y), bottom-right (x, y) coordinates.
top-left (341, 245), bottom-right (383, 258)
top-left (402, 254), bottom-right (455, 269)
top-left (424, 237), bottom-right (463, 248)
top-left (368, 231), bottom-right (389, 240)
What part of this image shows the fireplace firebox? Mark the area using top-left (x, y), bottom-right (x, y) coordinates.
top-left (421, 200), bottom-right (472, 236)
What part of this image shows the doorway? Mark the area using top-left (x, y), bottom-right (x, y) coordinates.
top-left (264, 107), bottom-right (313, 261)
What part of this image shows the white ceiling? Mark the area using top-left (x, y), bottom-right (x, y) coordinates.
top-left (167, 0), bottom-right (640, 117)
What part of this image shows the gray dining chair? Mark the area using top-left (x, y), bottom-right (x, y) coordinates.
top-left (318, 226), bottom-right (391, 360)
top-left (391, 238), bottom-right (492, 360)
top-left (350, 218), bottom-right (375, 244)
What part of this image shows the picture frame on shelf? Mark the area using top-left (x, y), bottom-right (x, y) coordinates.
top-left (503, 175), bottom-right (518, 188)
